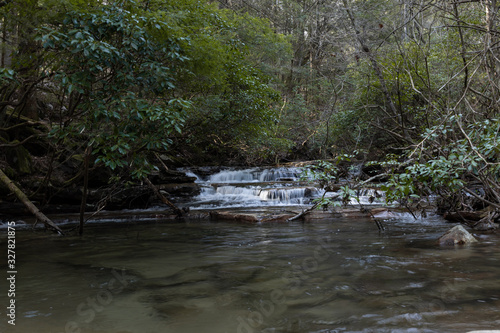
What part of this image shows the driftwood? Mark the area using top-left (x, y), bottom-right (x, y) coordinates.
top-left (144, 177), bottom-right (184, 217)
top-left (0, 168), bottom-right (64, 234)
top-left (286, 201), bottom-right (322, 222)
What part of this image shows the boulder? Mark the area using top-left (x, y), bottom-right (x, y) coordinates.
top-left (158, 183), bottom-right (200, 197)
top-left (149, 169), bottom-right (197, 184)
top-left (438, 225), bottom-right (478, 246)
top-left (209, 210), bottom-right (295, 223)
top-left (371, 208), bottom-right (398, 220)
top-left (210, 211), bottom-right (260, 223)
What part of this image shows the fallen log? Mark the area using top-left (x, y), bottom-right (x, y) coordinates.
top-left (144, 177), bottom-right (184, 218)
top-left (0, 168), bottom-right (64, 234)
top-left (443, 211), bottom-right (483, 222)
top-left (286, 202), bottom-right (321, 222)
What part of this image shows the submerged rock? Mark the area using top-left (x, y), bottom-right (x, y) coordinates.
top-left (438, 225), bottom-right (478, 246)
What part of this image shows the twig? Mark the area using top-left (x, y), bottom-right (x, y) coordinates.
top-left (463, 187), bottom-right (500, 210)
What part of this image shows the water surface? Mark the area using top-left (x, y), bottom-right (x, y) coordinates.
top-left (1, 216), bottom-right (499, 333)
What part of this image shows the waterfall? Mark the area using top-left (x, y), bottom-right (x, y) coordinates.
top-left (258, 168), bottom-right (301, 182)
top-left (182, 166), bottom-right (384, 210)
top-left (209, 169), bottom-right (258, 183)
top-left (259, 188), bottom-right (320, 203)
top-left (207, 167), bottom-right (302, 183)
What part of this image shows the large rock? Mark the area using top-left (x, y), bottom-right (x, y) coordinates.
top-left (438, 225), bottom-right (478, 246)
top-left (210, 211), bottom-right (295, 223)
top-left (149, 169), bottom-right (198, 184)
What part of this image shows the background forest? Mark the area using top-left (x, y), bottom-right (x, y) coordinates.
top-left (1, 0), bottom-right (500, 219)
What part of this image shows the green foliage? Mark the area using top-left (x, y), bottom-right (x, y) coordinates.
top-left (301, 160), bottom-right (340, 186)
top-left (1, 0), bottom-right (290, 175)
top-left (39, 1), bottom-right (191, 178)
top-left (169, 3), bottom-right (289, 164)
top-left (382, 159), bottom-right (465, 205)
top-left (0, 68), bottom-right (15, 82)
top-left (301, 154), bottom-right (363, 209)
top-left (383, 115), bottom-right (500, 208)
top-left (220, 10), bottom-right (292, 74)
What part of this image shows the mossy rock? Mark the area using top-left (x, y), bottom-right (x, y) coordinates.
top-left (6, 143), bottom-right (32, 174)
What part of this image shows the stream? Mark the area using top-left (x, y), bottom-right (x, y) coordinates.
top-left (1, 167), bottom-right (500, 333)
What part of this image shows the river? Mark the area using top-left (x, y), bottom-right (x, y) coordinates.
top-left (1, 215), bottom-right (500, 333)
top-left (1, 166), bottom-right (500, 332)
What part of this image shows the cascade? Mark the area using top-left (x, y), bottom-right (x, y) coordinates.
top-left (183, 166), bottom-right (384, 210)
top-left (205, 167), bottom-right (302, 184)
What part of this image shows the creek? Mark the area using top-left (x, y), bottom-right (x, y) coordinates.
top-left (1, 167), bottom-right (500, 333)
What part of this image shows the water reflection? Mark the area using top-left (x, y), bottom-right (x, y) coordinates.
top-left (1, 217), bottom-right (500, 333)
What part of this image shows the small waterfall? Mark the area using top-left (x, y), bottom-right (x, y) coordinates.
top-left (259, 188), bottom-right (319, 203)
top-left (215, 186), bottom-right (261, 197)
top-left (183, 166), bottom-right (384, 210)
top-left (259, 189), bottom-right (298, 202)
top-left (183, 166), bottom-right (320, 209)
top-left (258, 168), bottom-right (301, 182)
top-left (207, 167), bottom-right (302, 183)
top-left (209, 169), bottom-right (257, 183)
top-left (184, 171), bottom-right (201, 182)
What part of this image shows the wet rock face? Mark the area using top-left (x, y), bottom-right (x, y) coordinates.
top-left (149, 169), bottom-right (198, 184)
top-left (438, 225), bottom-right (478, 246)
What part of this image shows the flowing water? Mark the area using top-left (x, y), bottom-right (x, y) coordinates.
top-left (1, 216), bottom-right (500, 333)
top-left (183, 167), bottom-right (384, 210)
top-left (1, 167), bottom-right (500, 333)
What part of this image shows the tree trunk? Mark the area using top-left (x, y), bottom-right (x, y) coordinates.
top-left (452, 2), bottom-right (469, 93)
top-left (79, 146), bottom-right (91, 235)
top-left (144, 177), bottom-right (184, 217)
top-left (342, 0), bottom-right (410, 142)
top-left (0, 168), bottom-right (64, 234)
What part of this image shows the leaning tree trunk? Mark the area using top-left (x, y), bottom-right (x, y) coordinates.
top-left (144, 177), bottom-right (184, 218)
top-left (0, 168), bottom-right (64, 234)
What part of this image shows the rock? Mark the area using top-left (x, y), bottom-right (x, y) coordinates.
top-left (210, 211), bottom-right (259, 223)
top-left (6, 145), bottom-right (32, 174)
top-left (260, 213), bottom-right (296, 223)
top-left (149, 169), bottom-right (197, 184)
top-left (371, 208), bottom-right (398, 219)
top-left (210, 211), bottom-right (295, 223)
top-left (301, 208), bottom-right (373, 222)
top-left (158, 183), bottom-right (200, 197)
top-left (361, 163), bottom-right (386, 181)
top-left (438, 225), bottom-right (478, 246)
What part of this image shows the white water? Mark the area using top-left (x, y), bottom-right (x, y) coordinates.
top-left (184, 167), bottom-right (386, 210)
top-left (205, 167), bottom-right (302, 183)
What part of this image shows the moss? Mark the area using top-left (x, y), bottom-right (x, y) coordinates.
top-left (6, 143), bottom-right (32, 175)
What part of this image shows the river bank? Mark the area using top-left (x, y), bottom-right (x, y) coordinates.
top-left (1, 164), bottom-right (498, 235)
